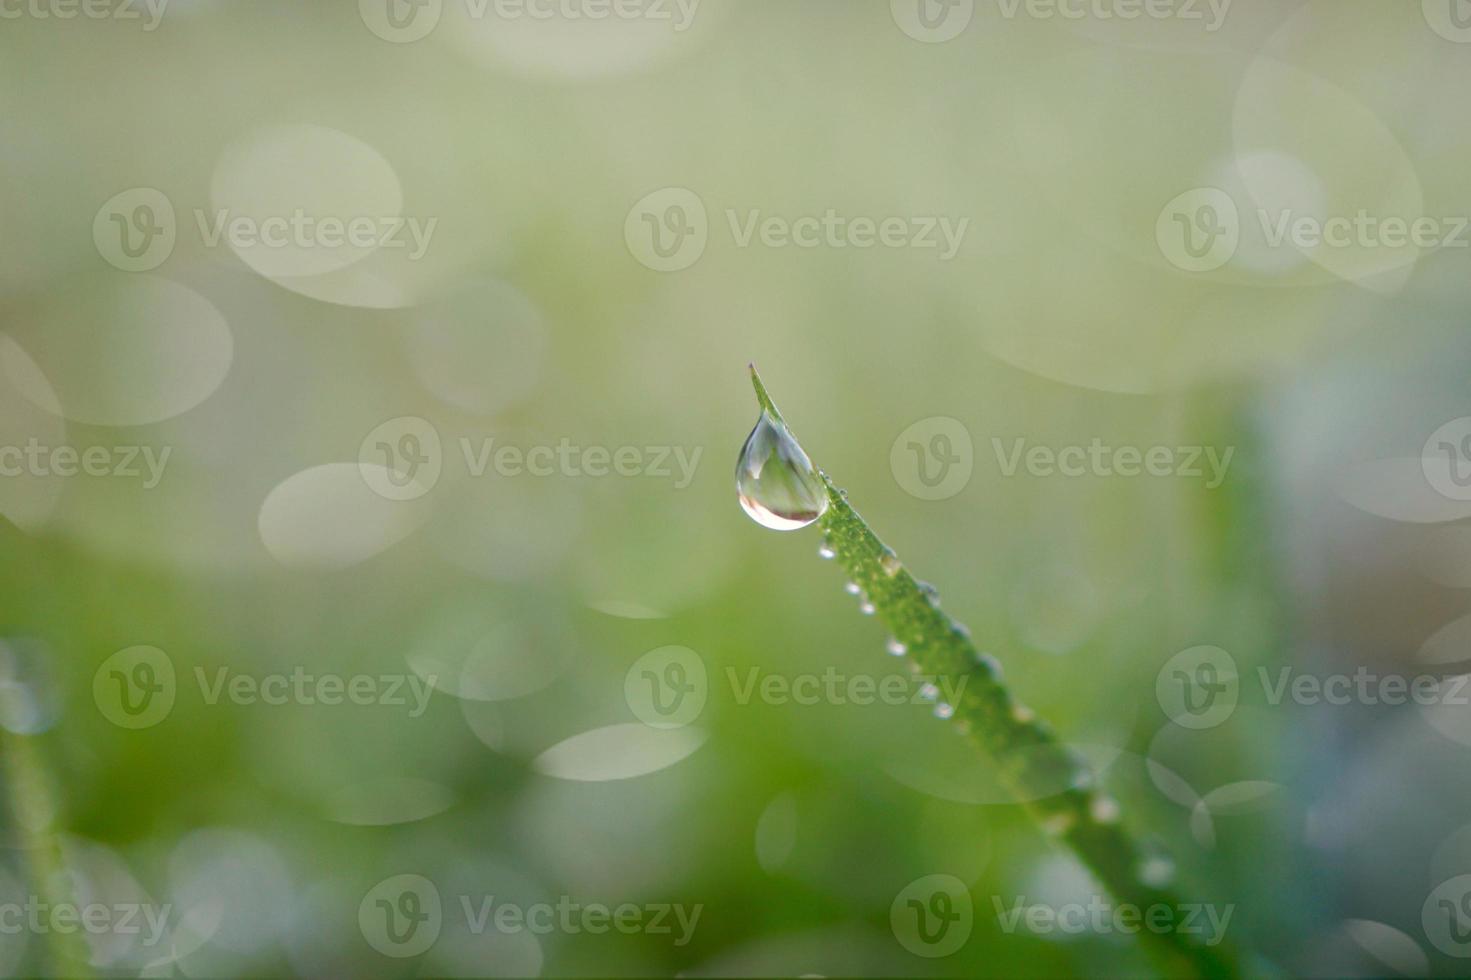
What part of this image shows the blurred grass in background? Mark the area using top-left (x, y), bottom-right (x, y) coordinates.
top-left (2, 0), bottom-right (1471, 976)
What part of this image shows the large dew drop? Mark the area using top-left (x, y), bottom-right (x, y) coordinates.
top-left (736, 411), bottom-right (828, 531)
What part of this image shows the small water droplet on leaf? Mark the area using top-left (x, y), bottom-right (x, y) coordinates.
top-left (880, 550), bottom-right (901, 577)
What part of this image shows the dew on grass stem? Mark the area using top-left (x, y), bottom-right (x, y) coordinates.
top-left (736, 410), bottom-right (828, 531)
top-left (879, 549), bottom-right (901, 576)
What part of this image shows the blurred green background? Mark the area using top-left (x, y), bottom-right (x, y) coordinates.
top-left (3, 0), bottom-right (1471, 976)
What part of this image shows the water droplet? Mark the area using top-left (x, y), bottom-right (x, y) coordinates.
top-left (736, 411), bottom-right (828, 531)
top-left (976, 653), bottom-right (1002, 679)
top-left (859, 601), bottom-right (876, 616)
top-left (886, 638), bottom-right (907, 657)
top-left (879, 549), bottom-right (901, 577)
top-left (817, 545), bottom-right (836, 560)
top-left (918, 582), bottom-right (941, 607)
top-left (844, 582), bottom-right (861, 595)
top-left (933, 702), bottom-right (955, 720)
top-left (918, 683), bottom-right (939, 702)
top-left (1010, 703), bottom-right (1036, 724)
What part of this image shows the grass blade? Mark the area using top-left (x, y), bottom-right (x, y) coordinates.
top-left (745, 366), bottom-right (1241, 979)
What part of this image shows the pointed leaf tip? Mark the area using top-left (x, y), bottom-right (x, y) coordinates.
top-left (747, 364), bottom-right (782, 423)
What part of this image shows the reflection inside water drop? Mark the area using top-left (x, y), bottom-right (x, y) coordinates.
top-left (735, 411), bottom-right (828, 531)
